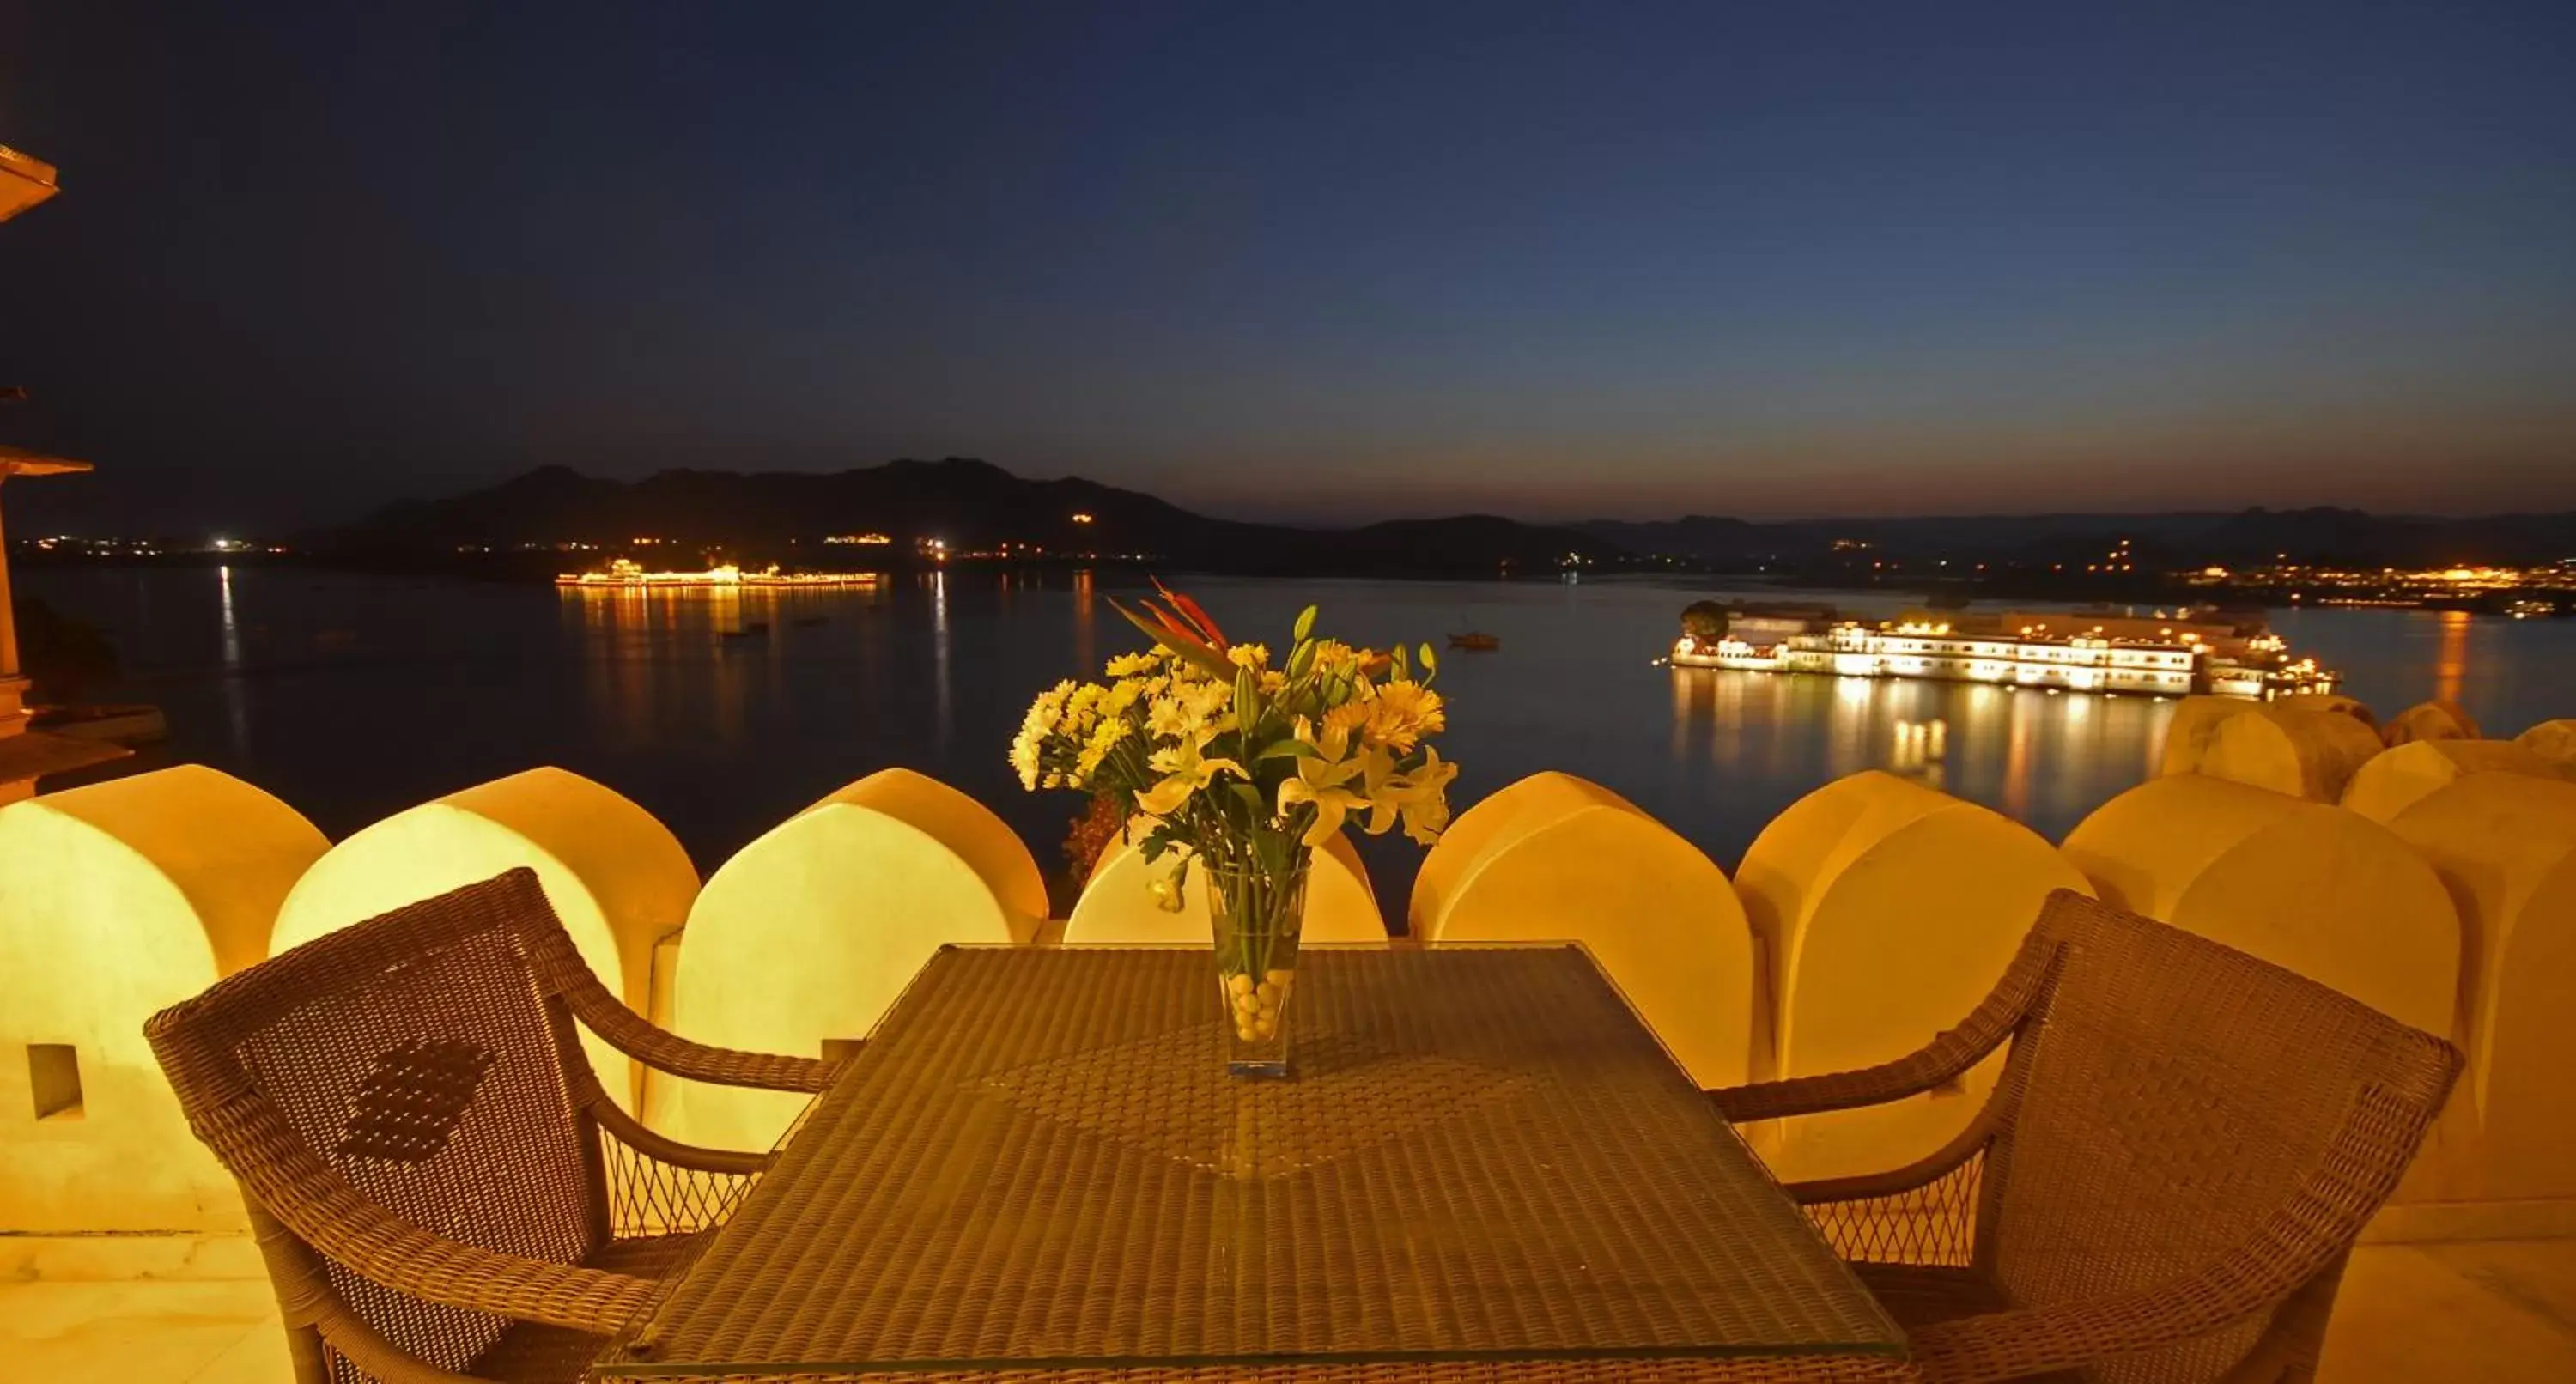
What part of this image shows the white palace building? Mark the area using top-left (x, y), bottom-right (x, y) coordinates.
top-left (1671, 606), bottom-right (2337, 699)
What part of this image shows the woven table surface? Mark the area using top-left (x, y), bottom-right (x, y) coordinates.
top-left (591, 945), bottom-right (1908, 1381)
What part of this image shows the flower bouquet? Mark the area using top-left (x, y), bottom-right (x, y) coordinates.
top-left (1013, 581), bottom-right (1456, 1075)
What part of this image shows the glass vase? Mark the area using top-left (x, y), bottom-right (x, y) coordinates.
top-left (1208, 850), bottom-right (1310, 1077)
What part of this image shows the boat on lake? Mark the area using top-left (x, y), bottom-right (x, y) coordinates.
top-left (1668, 603), bottom-right (2337, 699)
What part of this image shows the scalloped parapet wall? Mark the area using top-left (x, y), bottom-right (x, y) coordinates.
top-left (270, 766), bottom-right (698, 1112)
top-left (1735, 770), bottom-right (2091, 1181)
top-left (1068, 826), bottom-right (1385, 944)
top-left (2383, 699), bottom-right (2482, 746)
top-left (2515, 719), bottom-right (2576, 768)
top-left (2385, 776), bottom-right (2576, 1208)
top-left (655, 772), bottom-right (1045, 1150)
top-left (1409, 772), bottom-right (1755, 1090)
top-left (2342, 740), bottom-right (2574, 825)
top-left (0, 766), bottom-right (327, 1232)
top-left (810, 767), bottom-right (1049, 928)
top-left (2198, 701), bottom-right (2388, 801)
top-left (2061, 774), bottom-right (2459, 1037)
top-left (9, 725), bottom-right (2574, 1244)
top-left (2156, 695), bottom-right (2259, 777)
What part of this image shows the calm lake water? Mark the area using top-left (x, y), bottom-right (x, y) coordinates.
top-left (24, 566), bottom-right (2576, 915)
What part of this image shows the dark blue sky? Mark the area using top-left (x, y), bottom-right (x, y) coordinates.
top-left (3, 2), bottom-right (2571, 532)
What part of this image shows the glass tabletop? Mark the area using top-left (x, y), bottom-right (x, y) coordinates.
top-left (592, 944), bottom-right (1904, 1376)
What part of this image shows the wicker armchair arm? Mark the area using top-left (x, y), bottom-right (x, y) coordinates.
top-left (1712, 1035), bottom-right (1990, 1124)
top-left (210, 1096), bottom-right (657, 1335)
top-left (555, 958), bottom-right (841, 1094)
top-left (1710, 928), bottom-right (2057, 1124)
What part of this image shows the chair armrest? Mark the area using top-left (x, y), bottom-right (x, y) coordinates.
top-left (553, 955), bottom-right (842, 1094)
top-left (1708, 928), bottom-right (2057, 1123)
top-left (207, 1095), bottom-right (656, 1335)
top-left (594, 1002), bottom-right (841, 1093)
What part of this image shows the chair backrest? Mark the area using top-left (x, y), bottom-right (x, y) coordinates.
top-left (1981, 891), bottom-right (2458, 1383)
top-left (147, 869), bottom-right (611, 1376)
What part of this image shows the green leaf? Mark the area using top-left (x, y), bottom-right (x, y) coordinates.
top-left (1292, 604), bottom-right (1317, 644)
top-left (1256, 736), bottom-right (1309, 761)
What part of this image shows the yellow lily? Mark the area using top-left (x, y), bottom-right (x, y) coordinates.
top-left (1134, 732), bottom-right (1248, 816)
top-left (1279, 718), bottom-right (1370, 847)
top-left (1367, 747), bottom-right (1459, 845)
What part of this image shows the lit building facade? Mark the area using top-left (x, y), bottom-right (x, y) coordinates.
top-left (1673, 609), bottom-right (2336, 698)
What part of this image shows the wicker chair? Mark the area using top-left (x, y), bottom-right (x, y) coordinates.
top-left (145, 868), bottom-right (840, 1384)
top-left (1711, 889), bottom-right (2460, 1384)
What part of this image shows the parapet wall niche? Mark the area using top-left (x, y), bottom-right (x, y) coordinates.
top-left (2340, 739), bottom-right (2573, 825)
top-left (2385, 776), bottom-right (2576, 1211)
top-left (1733, 770), bottom-right (2088, 1180)
top-left (2059, 774), bottom-right (2458, 1038)
top-left (2196, 701), bottom-right (2388, 801)
top-left (0, 766), bottom-right (327, 1232)
top-left (1411, 772), bottom-right (1754, 1090)
top-left (657, 769), bottom-right (1044, 1150)
top-left (270, 767), bottom-right (698, 1112)
top-left (1068, 826), bottom-right (1385, 944)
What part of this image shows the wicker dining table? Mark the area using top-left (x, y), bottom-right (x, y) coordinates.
top-left (588, 944), bottom-right (1915, 1382)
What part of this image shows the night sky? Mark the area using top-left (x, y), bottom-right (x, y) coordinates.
top-left (3, 3), bottom-right (2572, 535)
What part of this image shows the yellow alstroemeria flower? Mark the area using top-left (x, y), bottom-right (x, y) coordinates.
top-left (1134, 734), bottom-right (1248, 816)
top-left (1145, 695), bottom-right (1193, 740)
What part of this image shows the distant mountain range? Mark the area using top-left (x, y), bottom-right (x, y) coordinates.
top-left (303, 458), bottom-right (1620, 577)
top-left (304, 458), bottom-right (2576, 575)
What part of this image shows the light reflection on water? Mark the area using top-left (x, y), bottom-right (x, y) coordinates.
top-left (22, 567), bottom-right (2576, 914)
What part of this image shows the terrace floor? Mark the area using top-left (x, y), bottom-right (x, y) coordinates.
top-left (3, 1235), bottom-right (2573, 1381)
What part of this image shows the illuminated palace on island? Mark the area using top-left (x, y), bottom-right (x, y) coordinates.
top-left (556, 556), bottom-right (888, 588)
top-left (1672, 605), bottom-right (2337, 699)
